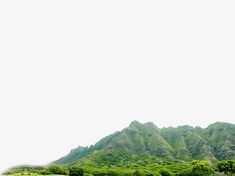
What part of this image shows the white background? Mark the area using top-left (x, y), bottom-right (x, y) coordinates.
top-left (0, 0), bottom-right (235, 173)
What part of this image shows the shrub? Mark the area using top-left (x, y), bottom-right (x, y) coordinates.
top-left (69, 167), bottom-right (84, 176)
top-left (38, 169), bottom-right (51, 175)
top-left (175, 168), bottom-right (193, 176)
top-left (48, 165), bottom-right (68, 175)
top-left (213, 171), bottom-right (227, 176)
top-left (92, 170), bottom-right (119, 176)
top-left (159, 168), bottom-right (172, 176)
top-left (216, 160), bottom-right (235, 174)
top-left (192, 160), bottom-right (214, 176)
top-left (153, 172), bottom-right (161, 176)
top-left (133, 170), bottom-right (143, 176)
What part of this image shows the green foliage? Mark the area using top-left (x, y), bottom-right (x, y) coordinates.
top-left (47, 165), bottom-right (68, 175)
top-left (5, 160), bottom-right (235, 176)
top-left (132, 169), bottom-right (161, 176)
top-left (191, 160), bottom-right (214, 176)
top-left (55, 121), bottom-right (235, 166)
top-left (92, 170), bottom-right (119, 176)
top-left (159, 168), bottom-right (173, 176)
top-left (2, 165), bottom-right (51, 175)
top-left (175, 160), bottom-right (218, 176)
top-left (216, 160), bottom-right (235, 174)
top-left (175, 168), bottom-right (194, 176)
top-left (133, 170), bottom-right (143, 176)
top-left (213, 172), bottom-right (227, 176)
top-left (4, 122), bottom-right (235, 176)
top-left (69, 167), bottom-right (84, 176)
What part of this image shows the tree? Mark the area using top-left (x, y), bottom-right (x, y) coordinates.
top-left (192, 160), bottom-right (214, 176)
top-left (175, 168), bottom-right (193, 176)
top-left (217, 160), bottom-right (235, 175)
top-left (159, 168), bottom-right (172, 176)
top-left (69, 167), bottom-right (84, 176)
top-left (47, 165), bottom-right (68, 175)
top-left (133, 170), bottom-right (143, 176)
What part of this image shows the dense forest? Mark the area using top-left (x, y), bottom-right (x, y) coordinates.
top-left (4, 159), bottom-right (235, 176)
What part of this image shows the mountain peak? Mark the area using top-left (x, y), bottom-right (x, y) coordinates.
top-left (129, 120), bottom-right (142, 127)
top-left (55, 121), bottom-right (235, 165)
top-left (144, 122), bottom-right (158, 129)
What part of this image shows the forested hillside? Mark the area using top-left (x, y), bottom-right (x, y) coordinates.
top-left (55, 121), bottom-right (235, 165)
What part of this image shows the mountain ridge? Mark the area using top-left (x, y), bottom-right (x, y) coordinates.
top-left (55, 121), bottom-right (235, 166)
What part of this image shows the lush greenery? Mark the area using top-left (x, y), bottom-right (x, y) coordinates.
top-left (56, 121), bottom-right (235, 165)
top-left (3, 121), bottom-right (235, 176)
top-left (3, 160), bottom-right (235, 176)
top-left (69, 167), bottom-right (84, 176)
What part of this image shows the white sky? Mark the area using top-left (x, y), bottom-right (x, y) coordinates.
top-left (0, 0), bottom-right (235, 173)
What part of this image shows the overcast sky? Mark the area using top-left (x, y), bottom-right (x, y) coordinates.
top-left (0, 0), bottom-right (235, 173)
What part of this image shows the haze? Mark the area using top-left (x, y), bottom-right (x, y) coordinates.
top-left (0, 0), bottom-right (235, 173)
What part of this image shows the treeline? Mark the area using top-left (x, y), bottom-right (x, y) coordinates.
top-left (3, 165), bottom-right (83, 176)
top-left (3, 160), bottom-right (235, 176)
top-left (3, 165), bottom-right (68, 175)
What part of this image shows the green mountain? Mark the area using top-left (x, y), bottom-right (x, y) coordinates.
top-left (55, 121), bottom-right (235, 166)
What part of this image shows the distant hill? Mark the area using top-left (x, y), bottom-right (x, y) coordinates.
top-left (55, 121), bottom-right (235, 166)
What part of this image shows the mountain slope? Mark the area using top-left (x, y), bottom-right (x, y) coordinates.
top-left (55, 121), bottom-right (235, 165)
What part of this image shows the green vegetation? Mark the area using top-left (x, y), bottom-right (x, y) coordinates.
top-left (56, 121), bottom-right (235, 165)
top-left (4, 160), bottom-right (235, 176)
top-left (159, 168), bottom-right (172, 176)
top-left (217, 160), bottom-right (235, 175)
top-left (47, 165), bottom-right (68, 175)
top-left (3, 121), bottom-right (235, 176)
top-left (68, 167), bottom-right (84, 176)
top-left (191, 160), bottom-right (214, 176)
